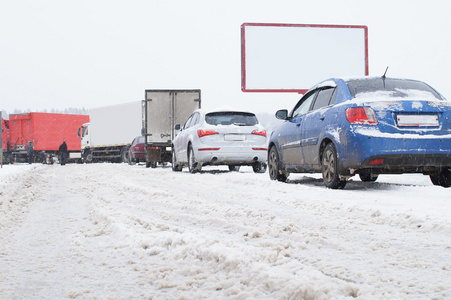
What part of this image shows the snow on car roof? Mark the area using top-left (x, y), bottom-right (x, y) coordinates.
top-left (354, 89), bottom-right (441, 101)
top-left (312, 80), bottom-right (337, 89)
top-left (198, 107), bottom-right (257, 115)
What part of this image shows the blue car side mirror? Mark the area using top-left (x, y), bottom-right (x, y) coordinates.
top-left (275, 109), bottom-right (289, 120)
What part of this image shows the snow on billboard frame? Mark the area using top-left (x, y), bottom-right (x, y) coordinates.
top-left (241, 23), bottom-right (369, 94)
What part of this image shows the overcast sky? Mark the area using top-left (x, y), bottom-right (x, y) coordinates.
top-left (1, 0), bottom-right (450, 115)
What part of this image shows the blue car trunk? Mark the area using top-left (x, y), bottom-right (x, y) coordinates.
top-left (365, 100), bottom-right (451, 136)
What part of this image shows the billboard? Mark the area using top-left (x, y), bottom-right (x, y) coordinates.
top-left (241, 23), bottom-right (369, 94)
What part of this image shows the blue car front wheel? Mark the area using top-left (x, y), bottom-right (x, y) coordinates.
top-left (268, 146), bottom-right (287, 182)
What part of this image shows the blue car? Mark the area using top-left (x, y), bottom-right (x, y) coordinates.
top-left (268, 76), bottom-right (451, 189)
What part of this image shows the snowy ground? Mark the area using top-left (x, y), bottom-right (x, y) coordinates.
top-left (0, 163), bottom-right (450, 299)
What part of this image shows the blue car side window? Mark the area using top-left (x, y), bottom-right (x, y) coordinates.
top-left (311, 88), bottom-right (335, 111)
top-left (329, 88), bottom-right (338, 105)
top-left (292, 92), bottom-right (317, 118)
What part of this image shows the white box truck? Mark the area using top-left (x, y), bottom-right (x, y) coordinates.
top-left (79, 101), bottom-right (143, 163)
top-left (143, 90), bottom-right (201, 168)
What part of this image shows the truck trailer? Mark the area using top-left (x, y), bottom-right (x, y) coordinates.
top-left (2, 112), bottom-right (89, 164)
top-left (143, 90), bottom-right (201, 168)
top-left (1, 114), bottom-right (9, 165)
top-left (1, 111), bottom-right (5, 166)
top-left (79, 101), bottom-right (142, 163)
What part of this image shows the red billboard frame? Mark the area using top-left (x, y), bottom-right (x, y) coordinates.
top-left (241, 23), bottom-right (369, 94)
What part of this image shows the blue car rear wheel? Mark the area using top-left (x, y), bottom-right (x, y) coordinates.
top-left (430, 168), bottom-right (451, 188)
top-left (322, 143), bottom-right (347, 189)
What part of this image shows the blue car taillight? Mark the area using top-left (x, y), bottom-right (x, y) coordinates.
top-left (346, 107), bottom-right (378, 125)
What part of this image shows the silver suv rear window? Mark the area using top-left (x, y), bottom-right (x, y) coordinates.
top-left (205, 112), bottom-right (258, 126)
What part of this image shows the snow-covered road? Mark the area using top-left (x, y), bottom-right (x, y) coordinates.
top-left (1, 163), bottom-right (450, 299)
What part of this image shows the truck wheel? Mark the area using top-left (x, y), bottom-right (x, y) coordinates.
top-left (6, 154), bottom-right (14, 164)
top-left (84, 149), bottom-right (93, 164)
top-left (252, 162), bottom-right (267, 173)
top-left (228, 165), bottom-right (240, 172)
top-left (146, 160), bottom-right (157, 168)
top-left (188, 146), bottom-right (201, 173)
top-left (120, 146), bottom-right (130, 163)
top-left (172, 150), bottom-right (183, 172)
top-left (39, 153), bottom-right (47, 164)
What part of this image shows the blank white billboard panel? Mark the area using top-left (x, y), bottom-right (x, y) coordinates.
top-left (241, 23), bottom-right (369, 94)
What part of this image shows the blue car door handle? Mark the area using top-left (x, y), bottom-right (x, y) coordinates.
top-left (296, 123), bottom-right (301, 127)
top-left (319, 116), bottom-right (325, 121)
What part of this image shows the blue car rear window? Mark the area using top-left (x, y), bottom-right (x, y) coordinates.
top-left (346, 78), bottom-right (443, 100)
top-left (205, 112), bottom-right (258, 126)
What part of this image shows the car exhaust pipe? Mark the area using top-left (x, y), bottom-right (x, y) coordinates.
top-left (253, 157), bottom-right (258, 161)
top-left (211, 157), bottom-right (218, 162)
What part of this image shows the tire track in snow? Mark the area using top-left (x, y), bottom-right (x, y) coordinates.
top-left (76, 164), bottom-right (451, 299)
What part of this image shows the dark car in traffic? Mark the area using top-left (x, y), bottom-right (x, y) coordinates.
top-left (268, 76), bottom-right (451, 189)
top-left (128, 136), bottom-right (146, 165)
